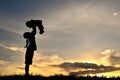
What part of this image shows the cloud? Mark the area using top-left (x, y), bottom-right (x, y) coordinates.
top-left (113, 12), bottom-right (118, 16)
top-left (0, 43), bottom-right (24, 63)
top-left (0, 59), bottom-right (25, 75)
top-left (52, 62), bottom-right (120, 76)
top-left (69, 66), bottom-right (119, 76)
top-left (0, 43), bottom-right (65, 75)
top-left (101, 50), bottom-right (112, 55)
top-left (109, 50), bottom-right (120, 65)
top-left (39, 0), bottom-right (120, 59)
top-left (101, 49), bottom-right (120, 66)
top-left (33, 51), bottom-right (63, 65)
top-left (1, 0), bottom-right (120, 76)
top-left (59, 62), bottom-right (101, 69)
top-left (0, 43), bottom-right (24, 52)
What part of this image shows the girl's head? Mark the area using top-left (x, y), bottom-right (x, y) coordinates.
top-left (23, 32), bottom-right (30, 39)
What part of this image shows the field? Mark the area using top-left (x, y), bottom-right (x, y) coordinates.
top-left (0, 74), bottom-right (120, 80)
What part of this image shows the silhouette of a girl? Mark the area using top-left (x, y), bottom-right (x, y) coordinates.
top-left (23, 20), bottom-right (44, 75)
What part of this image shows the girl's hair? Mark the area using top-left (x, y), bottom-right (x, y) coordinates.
top-left (23, 32), bottom-right (30, 38)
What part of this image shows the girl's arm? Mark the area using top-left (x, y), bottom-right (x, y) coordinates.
top-left (24, 39), bottom-right (29, 48)
top-left (31, 27), bottom-right (36, 35)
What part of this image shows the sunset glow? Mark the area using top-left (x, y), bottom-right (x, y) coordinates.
top-left (0, 0), bottom-right (120, 78)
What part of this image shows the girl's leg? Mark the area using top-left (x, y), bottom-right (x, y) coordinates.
top-left (25, 64), bottom-right (29, 75)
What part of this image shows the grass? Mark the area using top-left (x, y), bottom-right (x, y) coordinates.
top-left (0, 74), bottom-right (120, 80)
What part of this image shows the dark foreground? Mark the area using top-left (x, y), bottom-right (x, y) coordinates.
top-left (0, 75), bottom-right (120, 80)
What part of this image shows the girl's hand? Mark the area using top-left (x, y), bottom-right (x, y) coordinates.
top-left (24, 39), bottom-right (28, 48)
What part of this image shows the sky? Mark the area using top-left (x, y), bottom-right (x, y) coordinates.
top-left (1, 0), bottom-right (120, 77)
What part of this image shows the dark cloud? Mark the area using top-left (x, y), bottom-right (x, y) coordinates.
top-left (57, 62), bottom-right (113, 69)
top-left (60, 62), bottom-right (98, 69)
top-left (69, 67), bottom-right (119, 76)
top-left (52, 62), bottom-right (120, 76)
top-left (101, 50), bottom-right (120, 65)
top-left (108, 50), bottom-right (120, 65)
top-left (110, 55), bottom-right (120, 65)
